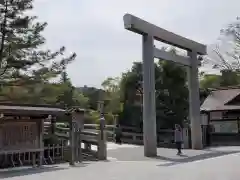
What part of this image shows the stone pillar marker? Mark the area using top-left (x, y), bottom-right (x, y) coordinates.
top-left (123, 13), bottom-right (207, 154)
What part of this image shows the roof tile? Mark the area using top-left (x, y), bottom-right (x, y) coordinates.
top-left (201, 89), bottom-right (240, 111)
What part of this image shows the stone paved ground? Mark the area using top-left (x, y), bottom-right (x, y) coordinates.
top-left (1, 144), bottom-right (240, 180)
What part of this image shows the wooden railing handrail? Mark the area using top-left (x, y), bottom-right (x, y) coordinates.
top-left (82, 130), bottom-right (98, 136)
top-left (51, 125), bottom-right (174, 138)
top-left (44, 124), bottom-right (176, 148)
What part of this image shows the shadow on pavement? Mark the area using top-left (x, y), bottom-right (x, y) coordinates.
top-left (0, 163), bottom-right (89, 179)
top-left (156, 150), bottom-right (239, 167)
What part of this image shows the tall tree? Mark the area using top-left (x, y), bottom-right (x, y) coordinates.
top-left (200, 73), bottom-right (221, 89)
top-left (0, 0), bottom-right (77, 104)
top-left (155, 56), bottom-right (188, 128)
top-left (56, 69), bottom-right (90, 109)
top-left (101, 77), bottom-right (122, 114)
top-left (202, 17), bottom-right (240, 87)
top-left (118, 48), bottom-right (188, 129)
top-left (56, 70), bottom-right (74, 108)
top-left (0, 0), bottom-right (76, 86)
top-left (119, 62), bottom-right (144, 128)
top-left (78, 86), bottom-right (105, 110)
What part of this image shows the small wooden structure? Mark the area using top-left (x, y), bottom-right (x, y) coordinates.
top-left (0, 103), bottom-right (67, 168)
top-left (0, 103), bottom-right (107, 168)
top-left (201, 88), bottom-right (240, 146)
top-left (64, 107), bottom-right (107, 163)
top-left (67, 107), bottom-right (85, 164)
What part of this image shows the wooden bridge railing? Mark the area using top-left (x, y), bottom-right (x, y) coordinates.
top-left (82, 124), bottom-right (179, 148)
top-left (47, 124), bottom-right (177, 148)
top-left (81, 130), bottom-right (106, 160)
top-left (46, 123), bottom-right (189, 151)
top-left (44, 124), bottom-right (107, 161)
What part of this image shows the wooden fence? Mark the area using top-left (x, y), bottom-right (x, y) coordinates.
top-left (0, 125), bottom-right (106, 169)
top-left (84, 124), bottom-right (175, 146)
top-left (0, 143), bottom-right (67, 168)
top-left (48, 124), bottom-right (177, 148)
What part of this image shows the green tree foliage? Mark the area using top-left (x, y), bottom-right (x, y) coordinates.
top-left (84, 109), bottom-right (100, 124)
top-left (56, 70), bottom-right (74, 108)
top-left (79, 86), bottom-right (105, 110)
top-left (101, 77), bottom-right (122, 114)
top-left (56, 70), bottom-right (90, 108)
top-left (199, 71), bottom-right (240, 89)
top-left (0, 0), bottom-right (81, 107)
top-left (118, 62), bottom-right (143, 128)
top-left (0, 0), bottom-right (76, 86)
top-left (101, 77), bottom-right (123, 125)
top-left (72, 89), bottom-right (89, 108)
top-left (156, 60), bottom-right (188, 129)
top-left (200, 73), bottom-right (221, 89)
top-left (118, 48), bottom-right (188, 129)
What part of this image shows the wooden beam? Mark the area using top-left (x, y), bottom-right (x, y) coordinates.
top-left (154, 48), bottom-right (201, 66)
top-left (123, 14), bottom-right (207, 55)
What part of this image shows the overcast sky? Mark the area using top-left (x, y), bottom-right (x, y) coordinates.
top-left (33, 0), bottom-right (240, 88)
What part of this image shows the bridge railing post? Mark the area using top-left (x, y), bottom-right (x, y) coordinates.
top-left (182, 128), bottom-right (189, 149)
top-left (76, 129), bottom-right (82, 162)
top-left (98, 119), bottom-right (107, 160)
top-left (67, 113), bottom-right (75, 166)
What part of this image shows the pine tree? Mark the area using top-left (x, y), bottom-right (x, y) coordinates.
top-left (56, 67), bottom-right (74, 108)
top-left (0, 0), bottom-right (76, 86)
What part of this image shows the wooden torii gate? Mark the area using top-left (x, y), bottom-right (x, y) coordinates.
top-left (123, 14), bottom-right (207, 157)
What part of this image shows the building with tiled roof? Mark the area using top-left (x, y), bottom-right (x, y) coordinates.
top-left (200, 88), bottom-right (240, 146)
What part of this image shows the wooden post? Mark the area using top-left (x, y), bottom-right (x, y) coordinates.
top-left (73, 130), bottom-right (78, 162)
top-left (133, 135), bottom-right (137, 142)
top-left (113, 115), bottom-right (118, 127)
top-left (72, 109), bottom-right (85, 163)
top-left (98, 119), bottom-right (107, 160)
top-left (52, 144), bottom-right (55, 162)
top-left (182, 128), bottom-right (189, 149)
top-left (61, 141), bottom-right (64, 161)
top-left (98, 133), bottom-right (107, 160)
top-left (67, 113), bottom-right (75, 166)
top-left (39, 119), bottom-right (44, 166)
top-left (50, 115), bottom-right (56, 134)
top-left (32, 152), bottom-right (36, 167)
top-left (18, 153), bottom-right (23, 166)
top-left (77, 130), bottom-right (82, 162)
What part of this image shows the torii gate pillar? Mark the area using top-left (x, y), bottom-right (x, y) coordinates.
top-left (142, 35), bottom-right (157, 156)
top-left (123, 14), bottom-right (207, 156)
top-left (187, 51), bottom-right (203, 149)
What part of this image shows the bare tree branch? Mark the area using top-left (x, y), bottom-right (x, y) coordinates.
top-left (212, 45), bottom-right (232, 70)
